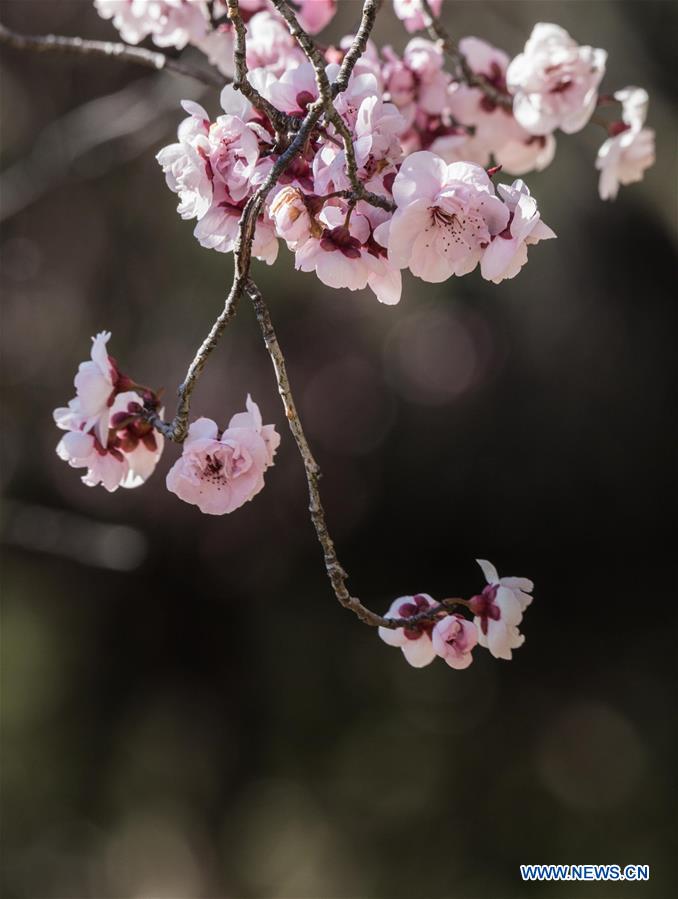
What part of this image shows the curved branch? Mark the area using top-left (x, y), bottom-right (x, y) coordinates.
top-left (247, 278), bottom-right (471, 631)
top-left (0, 21), bottom-right (226, 88)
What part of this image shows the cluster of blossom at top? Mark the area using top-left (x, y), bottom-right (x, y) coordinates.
top-left (93, 1), bottom-right (442, 74)
top-left (379, 559), bottom-right (533, 668)
top-left (97, 2), bottom-right (655, 211)
top-left (156, 62), bottom-right (558, 304)
top-left (54, 332), bottom-right (280, 511)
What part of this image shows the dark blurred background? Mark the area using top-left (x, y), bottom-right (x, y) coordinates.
top-left (1, 1), bottom-right (676, 897)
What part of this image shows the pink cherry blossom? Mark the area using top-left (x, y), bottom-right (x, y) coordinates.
top-left (264, 62), bottom-right (319, 115)
top-left (295, 0), bottom-right (336, 34)
top-left (596, 87), bottom-right (655, 201)
top-left (53, 331), bottom-right (115, 446)
top-left (208, 114), bottom-right (260, 203)
top-left (431, 614), bottom-right (478, 669)
top-left (195, 26), bottom-right (235, 77)
top-left (377, 150), bottom-right (509, 282)
top-left (95, 0), bottom-right (209, 50)
top-left (245, 11), bottom-right (305, 76)
top-left (294, 204), bottom-right (371, 291)
top-left (495, 129), bottom-right (556, 177)
top-left (193, 182), bottom-right (279, 264)
top-left (469, 559), bottom-right (533, 660)
top-left (353, 95), bottom-right (405, 172)
top-left (393, 0), bottom-right (442, 34)
top-left (480, 179), bottom-right (556, 283)
top-left (165, 395), bottom-right (279, 515)
top-left (269, 186), bottom-right (318, 248)
top-left (56, 429), bottom-right (129, 492)
top-left (109, 391), bottom-right (165, 488)
top-left (402, 38), bottom-right (450, 116)
top-left (506, 23), bottom-right (607, 135)
top-left (156, 102), bottom-right (213, 222)
top-left (378, 593), bottom-right (438, 667)
top-left (447, 37), bottom-right (514, 150)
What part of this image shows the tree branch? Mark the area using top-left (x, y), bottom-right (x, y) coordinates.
top-left (419, 0), bottom-right (513, 111)
top-left (0, 21), bottom-right (226, 89)
top-left (226, 0), bottom-right (295, 137)
top-left (247, 277), bottom-right (471, 631)
top-left (332, 0), bottom-right (384, 97)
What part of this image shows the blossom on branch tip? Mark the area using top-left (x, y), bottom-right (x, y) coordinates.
top-left (506, 23), bottom-right (607, 135)
top-left (54, 333), bottom-right (164, 491)
top-left (596, 87), bottom-right (655, 201)
top-left (432, 614), bottom-right (478, 669)
top-left (53, 331), bottom-right (115, 446)
top-left (480, 179), bottom-right (556, 284)
top-left (378, 593), bottom-right (438, 667)
top-left (470, 559), bottom-right (533, 660)
top-left (165, 395), bottom-right (279, 515)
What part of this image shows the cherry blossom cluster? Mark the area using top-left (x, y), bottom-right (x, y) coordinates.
top-left (54, 333), bottom-right (279, 511)
top-left (379, 560), bottom-right (533, 668)
top-left (157, 78), bottom-right (555, 304)
top-left (94, 0), bottom-right (337, 75)
top-left (53, 332), bottom-right (165, 491)
top-left (149, 13), bottom-right (655, 305)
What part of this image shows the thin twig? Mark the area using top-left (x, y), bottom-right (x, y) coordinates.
top-left (0, 21), bottom-right (226, 89)
top-left (248, 277), bottom-right (471, 631)
top-left (226, 0), bottom-right (294, 136)
top-left (149, 94), bottom-right (327, 441)
top-left (333, 0), bottom-right (384, 97)
top-left (419, 0), bottom-right (513, 111)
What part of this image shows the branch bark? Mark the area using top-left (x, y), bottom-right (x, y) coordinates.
top-left (226, 0), bottom-right (295, 137)
top-left (0, 21), bottom-right (226, 88)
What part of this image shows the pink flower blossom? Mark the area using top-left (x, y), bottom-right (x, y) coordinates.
top-left (469, 559), bottom-right (533, 660)
top-left (402, 38), bottom-right (450, 115)
top-left (193, 195), bottom-right (279, 264)
top-left (295, 0), bottom-right (336, 34)
top-left (165, 395), bottom-right (279, 515)
top-left (480, 179), bottom-right (555, 283)
top-left (445, 36), bottom-right (553, 176)
top-left (432, 614), bottom-right (478, 669)
top-left (109, 391), bottom-right (165, 488)
top-left (294, 204), bottom-right (371, 290)
top-left (506, 23), bottom-right (607, 135)
top-left (378, 593), bottom-right (438, 667)
top-left (353, 95), bottom-right (405, 171)
top-left (156, 101), bottom-right (213, 222)
top-left (447, 37), bottom-right (515, 156)
top-left (596, 87), bottom-right (655, 201)
top-left (56, 429), bottom-right (129, 492)
top-left (377, 150), bottom-right (509, 282)
top-left (495, 130), bottom-right (556, 177)
top-left (55, 386), bottom-right (164, 492)
top-left (269, 186), bottom-right (318, 248)
top-left (264, 62), bottom-right (319, 115)
top-left (95, 0), bottom-right (209, 49)
top-left (393, 0), bottom-right (442, 34)
top-left (53, 331), bottom-right (115, 446)
top-left (245, 11), bottom-right (305, 76)
top-left (208, 114), bottom-right (260, 202)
